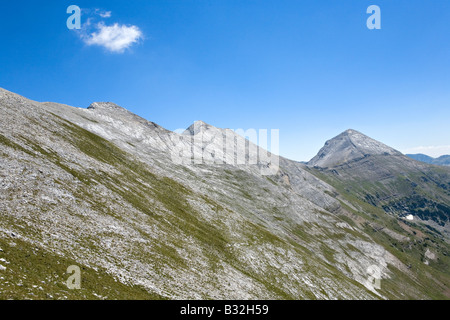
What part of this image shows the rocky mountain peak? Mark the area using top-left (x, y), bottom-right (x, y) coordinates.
top-left (184, 120), bottom-right (215, 135)
top-left (308, 129), bottom-right (402, 168)
top-left (87, 102), bottom-right (126, 111)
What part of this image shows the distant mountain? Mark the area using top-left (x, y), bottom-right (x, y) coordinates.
top-left (407, 153), bottom-right (450, 166)
top-left (309, 129), bottom-right (402, 168)
top-left (307, 130), bottom-right (450, 236)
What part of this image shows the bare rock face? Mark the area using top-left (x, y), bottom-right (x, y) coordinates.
top-left (1, 87), bottom-right (450, 300)
top-left (88, 102), bottom-right (125, 111)
top-left (184, 120), bottom-right (215, 136)
top-left (308, 129), bottom-right (402, 168)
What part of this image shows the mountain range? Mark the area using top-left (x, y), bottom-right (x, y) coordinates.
top-left (407, 154), bottom-right (450, 166)
top-left (0, 88), bottom-right (449, 300)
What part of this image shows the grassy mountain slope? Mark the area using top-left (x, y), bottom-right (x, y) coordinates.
top-left (1, 88), bottom-right (449, 299)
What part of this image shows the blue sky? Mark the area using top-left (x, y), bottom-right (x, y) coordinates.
top-left (1, 0), bottom-right (449, 161)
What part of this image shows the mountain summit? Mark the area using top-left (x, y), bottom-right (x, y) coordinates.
top-left (87, 102), bottom-right (126, 111)
top-left (308, 129), bottom-right (402, 168)
top-left (184, 120), bottom-right (216, 135)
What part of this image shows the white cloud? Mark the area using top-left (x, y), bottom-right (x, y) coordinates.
top-left (85, 8), bottom-right (112, 18)
top-left (401, 145), bottom-right (450, 158)
top-left (83, 22), bottom-right (143, 53)
top-left (99, 11), bottom-right (111, 18)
